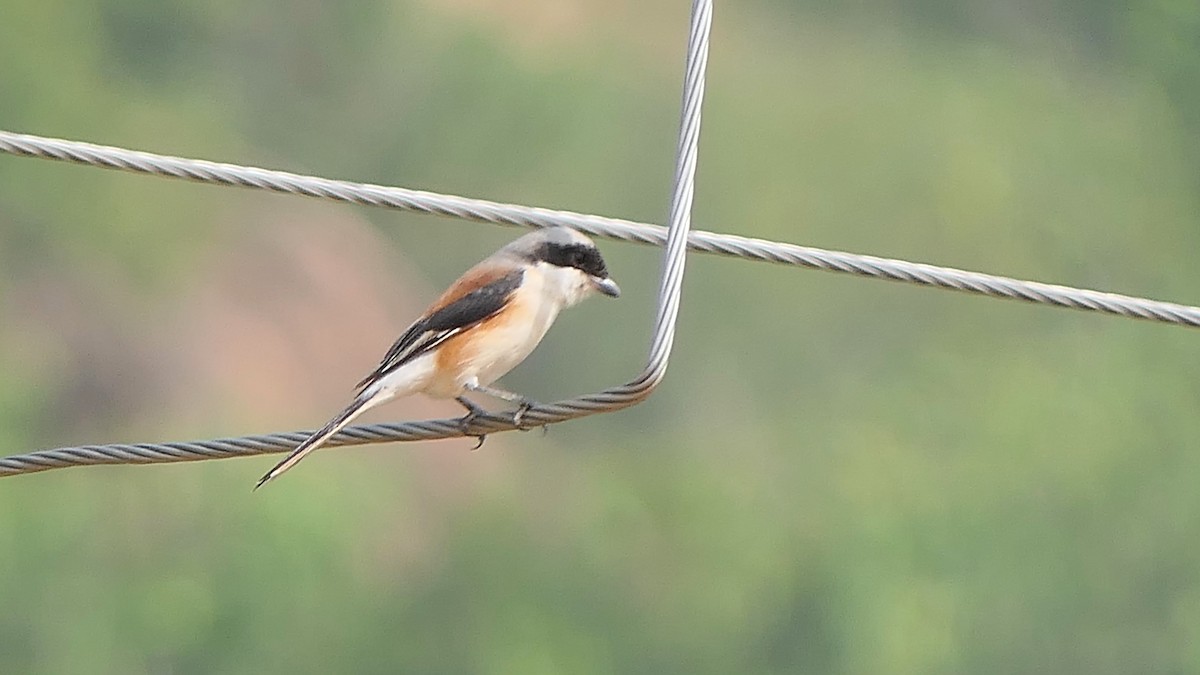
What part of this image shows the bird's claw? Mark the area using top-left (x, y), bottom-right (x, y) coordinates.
top-left (457, 410), bottom-right (487, 450)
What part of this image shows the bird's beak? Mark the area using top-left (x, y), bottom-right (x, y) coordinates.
top-left (591, 276), bottom-right (621, 298)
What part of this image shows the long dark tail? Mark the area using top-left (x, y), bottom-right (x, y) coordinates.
top-left (254, 392), bottom-right (378, 490)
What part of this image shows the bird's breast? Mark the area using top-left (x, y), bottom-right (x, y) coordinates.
top-left (430, 270), bottom-right (562, 395)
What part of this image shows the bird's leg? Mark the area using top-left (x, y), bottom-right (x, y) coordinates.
top-left (455, 395), bottom-right (488, 420)
top-left (464, 382), bottom-right (539, 430)
top-left (455, 396), bottom-right (489, 449)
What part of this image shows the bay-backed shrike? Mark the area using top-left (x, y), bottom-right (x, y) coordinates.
top-left (255, 226), bottom-right (620, 489)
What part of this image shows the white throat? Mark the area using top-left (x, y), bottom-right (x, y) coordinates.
top-left (535, 261), bottom-right (595, 309)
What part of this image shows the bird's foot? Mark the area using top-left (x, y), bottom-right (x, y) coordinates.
top-left (456, 411), bottom-right (487, 450)
top-left (511, 399), bottom-right (539, 431)
top-left (460, 417), bottom-right (487, 450)
top-left (455, 396), bottom-right (489, 449)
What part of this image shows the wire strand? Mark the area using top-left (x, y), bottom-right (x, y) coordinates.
top-left (3, 133), bottom-right (1199, 327)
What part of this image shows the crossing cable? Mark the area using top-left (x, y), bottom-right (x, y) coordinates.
top-left (0, 0), bottom-right (714, 478)
top-left (4, 130), bottom-right (1200, 327)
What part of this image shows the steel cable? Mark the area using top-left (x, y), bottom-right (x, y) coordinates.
top-left (3, 133), bottom-right (1199, 327)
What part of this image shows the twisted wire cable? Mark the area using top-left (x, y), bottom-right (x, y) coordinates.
top-left (3, 131), bottom-right (1199, 327)
top-left (0, 0), bottom-right (715, 479)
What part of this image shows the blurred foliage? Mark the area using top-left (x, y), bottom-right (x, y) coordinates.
top-left (2, 0), bottom-right (1200, 673)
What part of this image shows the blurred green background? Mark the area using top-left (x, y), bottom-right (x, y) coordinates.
top-left (3, 0), bottom-right (1200, 672)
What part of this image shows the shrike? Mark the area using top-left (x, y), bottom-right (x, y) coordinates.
top-left (255, 226), bottom-right (620, 489)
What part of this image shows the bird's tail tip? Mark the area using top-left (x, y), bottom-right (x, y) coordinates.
top-left (253, 453), bottom-right (302, 491)
top-left (252, 473), bottom-right (274, 492)
top-left (249, 392), bottom-right (380, 491)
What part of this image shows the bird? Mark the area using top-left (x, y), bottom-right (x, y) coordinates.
top-left (254, 226), bottom-right (620, 489)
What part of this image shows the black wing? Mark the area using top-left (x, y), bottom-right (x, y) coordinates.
top-left (355, 269), bottom-right (523, 391)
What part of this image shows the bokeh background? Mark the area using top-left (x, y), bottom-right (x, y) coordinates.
top-left (3, 0), bottom-right (1200, 672)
